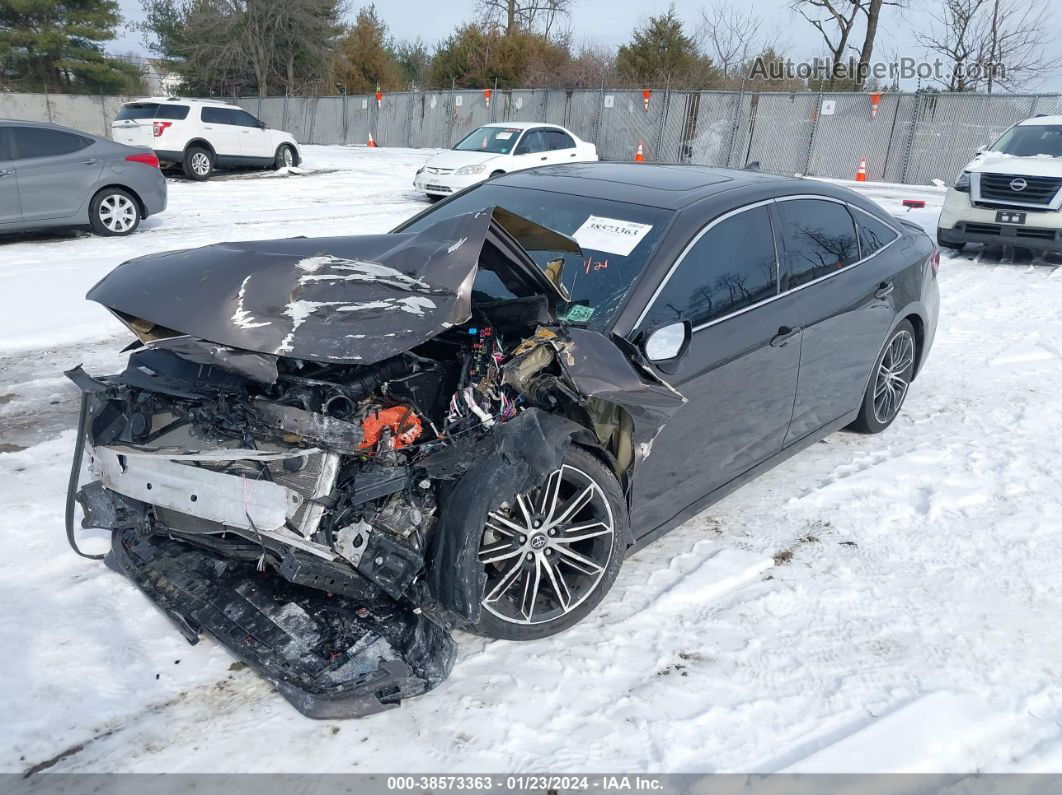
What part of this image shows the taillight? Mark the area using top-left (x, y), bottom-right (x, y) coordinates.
top-left (126, 153), bottom-right (161, 168)
top-left (153, 121), bottom-right (172, 137)
top-left (930, 246), bottom-right (940, 276)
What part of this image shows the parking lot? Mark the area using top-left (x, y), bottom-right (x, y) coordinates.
top-left (2, 146), bottom-right (1061, 774)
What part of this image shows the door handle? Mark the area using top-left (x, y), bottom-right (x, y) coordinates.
top-left (874, 281), bottom-right (895, 299)
top-left (540, 156), bottom-right (548, 160)
top-left (0, 169), bottom-right (12, 178)
top-left (80, 159), bottom-right (98, 166)
top-left (770, 326), bottom-right (801, 347)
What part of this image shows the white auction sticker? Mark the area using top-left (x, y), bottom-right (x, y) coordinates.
top-left (495, 131), bottom-right (514, 140)
top-left (572, 216), bottom-right (653, 256)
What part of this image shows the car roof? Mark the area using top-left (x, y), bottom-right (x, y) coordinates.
top-left (1018, 115), bottom-right (1062, 126)
top-left (0, 119), bottom-right (99, 137)
top-left (492, 162), bottom-right (813, 210)
top-left (480, 121), bottom-right (563, 130)
top-left (121, 97), bottom-right (238, 108)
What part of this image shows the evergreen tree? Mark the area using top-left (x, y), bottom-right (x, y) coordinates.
top-left (0, 0), bottom-right (144, 92)
top-left (332, 5), bottom-right (401, 94)
top-left (615, 5), bottom-right (714, 87)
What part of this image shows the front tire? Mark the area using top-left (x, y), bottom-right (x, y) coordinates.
top-left (849, 320), bottom-right (917, 434)
top-left (89, 188), bottom-right (141, 236)
top-left (469, 447), bottom-right (627, 641)
top-left (182, 146), bottom-right (213, 180)
top-left (274, 144), bottom-right (296, 170)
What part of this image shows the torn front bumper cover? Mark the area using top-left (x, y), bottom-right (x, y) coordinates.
top-left (108, 527), bottom-right (456, 719)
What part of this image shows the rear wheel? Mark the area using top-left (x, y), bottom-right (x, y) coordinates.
top-left (469, 447), bottom-right (627, 641)
top-left (850, 320), bottom-right (917, 434)
top-left (183, 146), bottom-right (213, 180)
top-left (89, 188), bottom-right (140, 236)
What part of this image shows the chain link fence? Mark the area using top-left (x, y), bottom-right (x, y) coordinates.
top-left (3, 88), bottom-right (1061, 185)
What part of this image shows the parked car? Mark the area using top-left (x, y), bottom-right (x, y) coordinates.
top-left (0, 120), bottom-right (166, 237)
top-left (110, 97), bottom-right (301, 181)
top-left (939, 114), bottom-right (1062, 253)
top-left (68, 163), bottom-right (938, 718)
top-left (414, 122), bottom-right (597, 199)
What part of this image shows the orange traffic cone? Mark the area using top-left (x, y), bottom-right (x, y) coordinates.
top-left (634, 142), bottom-right (645, 162)
top-left (854, 157), bottom-right (867, 181)
top-left (367, 133), bottom-right (378, 148)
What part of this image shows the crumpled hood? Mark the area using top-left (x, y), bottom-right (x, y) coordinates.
top-left (966, 152), bottom-right (1062, 178)
top-left (87, 208), bottom-right (573, 365)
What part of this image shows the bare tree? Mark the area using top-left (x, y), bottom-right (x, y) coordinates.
top-left (982, 0), bottom-right (1061, 92)
top-left (916, 0), bottom-right (991, 90)
top-left (791, 0), bottom-right (907, 89)
top-left (476, 0), bottom-right (574, 38)
top-left (695, 1), bottom-right (778, 86)
top-left (917, 0), bottom-right (1061, 92)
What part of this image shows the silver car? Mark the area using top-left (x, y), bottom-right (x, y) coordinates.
top-left (0, 120), bottom-right (167, 237)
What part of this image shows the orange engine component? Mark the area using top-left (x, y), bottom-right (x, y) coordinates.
top-left (358, 405), bottom-right (423, 450)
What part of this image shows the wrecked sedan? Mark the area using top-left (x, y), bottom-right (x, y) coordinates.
top-left (67, 163), bottom-right (939, 718)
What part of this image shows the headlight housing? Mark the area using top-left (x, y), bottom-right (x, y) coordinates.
top-left (954, 170), bottom-right (971, 192)
top-left (455, 163), bottom-right (486, 176)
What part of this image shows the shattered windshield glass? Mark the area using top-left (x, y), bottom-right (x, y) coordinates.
top-left (397, 185), bottom-right (673, 331)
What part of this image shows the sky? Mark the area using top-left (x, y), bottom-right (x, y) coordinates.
top-left (110, 0), bottom-right (1062, 92)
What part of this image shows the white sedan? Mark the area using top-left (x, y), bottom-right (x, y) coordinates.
top-left (414, 122), bottom-right (598, 199)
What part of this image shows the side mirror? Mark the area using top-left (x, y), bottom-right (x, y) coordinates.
top-left (975, 146), bottom-right (986, 155)
top-left (258, 121), bottom-right (267, 130)
top-left (643, 321), bottom-right (690, 362)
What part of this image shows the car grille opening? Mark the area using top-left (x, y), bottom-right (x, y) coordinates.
top-left (979, 174), bottom-right (1062, 207)
top-left (965, 223), bottom-right (1001, 236)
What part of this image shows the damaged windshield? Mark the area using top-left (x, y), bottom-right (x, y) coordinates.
top-left (397, 185), bottom-right (673, 331)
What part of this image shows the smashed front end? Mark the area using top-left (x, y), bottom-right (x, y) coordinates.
top-left (67, 208), bottom-right (683, 717)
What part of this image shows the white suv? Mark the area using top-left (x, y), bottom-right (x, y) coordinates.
top-left (939, 115), bottom-right (1062, 254)
top-left (111, 97), bottom-right (301, 181)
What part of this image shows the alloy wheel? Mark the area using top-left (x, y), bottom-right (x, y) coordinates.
top-left (873, 329), bottom-right (915, 424)
top-left (98, 194), bottom-right (137, 233)
top-left (479, 464), bottom-right (615, 626)
top-left (282, 147), bottom-right (294, 167)
top-left (191, 152), bottom-right (211, 176)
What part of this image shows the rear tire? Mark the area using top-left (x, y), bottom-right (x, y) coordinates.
top-left (182, 146), bottom-right (213, 180)
top-left (468, 446), bottom-right (627, 641)
top-left (88, 188), bottom-right (141, 236)
top-left (849, 320), bottom-right (917, 434)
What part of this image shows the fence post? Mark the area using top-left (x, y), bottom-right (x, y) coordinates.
top-left (405, 89), bottom-right (415, 148)
top-left (725, 92), bottom-right (744, 168)
top-left (803, 90), bottom-right (823, 176)
top-left (652, 78), bottom-right (670, 161)
top-left (342, 92), bottom-right (348, 145)
top-left (447, 79), bottom-right (456, 148)
top-left (307, 95), bottom-right (318, 144)
top-left (900, 93), bottom-right (923, 184)
top-left (1030, 95), bottom-right (1039, 116)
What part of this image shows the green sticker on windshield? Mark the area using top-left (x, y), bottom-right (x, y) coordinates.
top-left (563, 305), bottom-right (595, 324)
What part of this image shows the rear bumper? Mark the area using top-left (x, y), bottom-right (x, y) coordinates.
top-left (108, 527), bottom-right (457, 719)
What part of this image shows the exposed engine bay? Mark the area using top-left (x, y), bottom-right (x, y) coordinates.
top-left (67, 207), bottom-right (684, 717)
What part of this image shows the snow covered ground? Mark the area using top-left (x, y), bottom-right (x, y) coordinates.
top-left (2, 147), bottom-right (1061, 775)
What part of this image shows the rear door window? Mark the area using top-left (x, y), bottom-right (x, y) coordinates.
top-left (776, 199), bottom-right (860, 288)
top-left (545, 130), bottom-right (576, 150)
top-left (853, 209), bottom-right (898, 257)
top-left (11, 127), bottom-right (91, 159)
top-left (641, 205), bottom-right (778, 330)
top-left (201, 107), bottom-right (235, 124)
